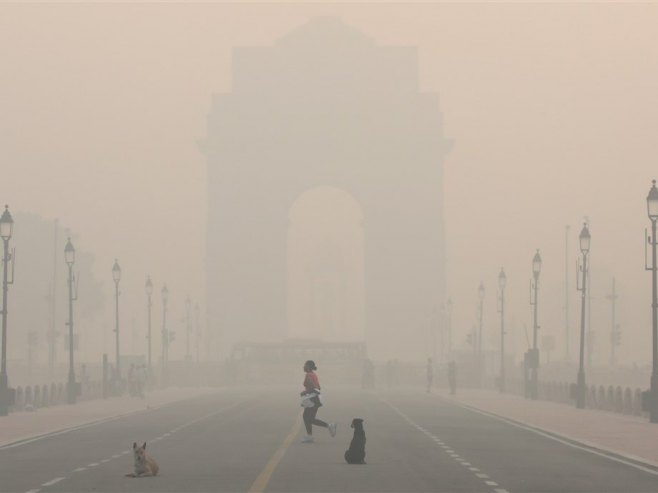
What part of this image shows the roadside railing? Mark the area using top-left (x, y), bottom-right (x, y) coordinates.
top-left (502, 378), bottom-right (644, 417)
top-left (9, 381), bottom-right (104, 412)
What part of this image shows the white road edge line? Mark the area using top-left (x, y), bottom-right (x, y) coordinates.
top-left (445, 396), bottom-right (658, 477)
top-left (25, 489), bottom-right (40, 493)
top-left (41, 477), bottom-right (65, 487)
top-left (381, 397), bottom-right (508, 491)
top-left (73, 467), bottom-right (86, 472)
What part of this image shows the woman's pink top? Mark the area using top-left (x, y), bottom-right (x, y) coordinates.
top-left (303, 371), bottom-right (320, 393)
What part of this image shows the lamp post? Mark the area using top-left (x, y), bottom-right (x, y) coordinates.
top-left (498, 268), bottom-right (507, 393)
top-left (565, 225), bottom-right (571, 362)
top-left (576, 223), bottom-right (591, 409)
top-left (161, 284), bottom-right (169, 388)
top-left (446, 298), bottom-right (453, 359)
top-left (145, 276), bottom-right (153, 383)
top-left (0, 206), bottom-right (14, 416)
top-left (185, 296), bottom-right (191, 361)
top-left (195, 302), bottom-right (200, 364)
top-left (646, 180), bottom-right (658, 421)
top-left (112, 260), bottom-right (121, 380)
top-left (65, 238), bottom-right (77, 404)
top-left (477, 282), bottom-right (485, 386)
top-left (529, 250), bottom-right (542, 400)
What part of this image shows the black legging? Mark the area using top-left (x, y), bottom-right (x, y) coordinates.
top-left (303, 406), bottom-right (328, 435)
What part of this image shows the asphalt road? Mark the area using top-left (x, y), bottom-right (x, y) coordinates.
top-left (2, 388), bottom-right (658, 493)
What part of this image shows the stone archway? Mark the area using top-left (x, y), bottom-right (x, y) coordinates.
top-left (203, 17), bottom-right (451, 360)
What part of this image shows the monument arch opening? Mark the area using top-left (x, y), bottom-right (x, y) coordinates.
top-left (287, 186), bottom-right (365, 343)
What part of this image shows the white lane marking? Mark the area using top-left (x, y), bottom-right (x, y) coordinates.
top-left (25, 399), bottom-right (250, 493)
top-left (41, 477), bottom-right (65, 487)
top-left (445, 396), bottom-right (658, 478)
top-left (0, 392), bottom-right (224, 452)
top-left (495, 490), bottom-right (510, 493)
top-left (382, 398), bottom-right (507, 493)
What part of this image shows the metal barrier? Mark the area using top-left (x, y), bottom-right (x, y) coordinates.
top-left (506, 378), bottom-right (645, 417)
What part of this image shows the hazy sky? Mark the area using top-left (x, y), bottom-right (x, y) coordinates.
top-left (2, 2), bottom-right (657, 364)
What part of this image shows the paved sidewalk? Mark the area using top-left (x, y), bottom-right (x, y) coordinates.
top-left (0, 387), bottom-right (219, 447)
top-left (442, 389), bottom-right (658, 467)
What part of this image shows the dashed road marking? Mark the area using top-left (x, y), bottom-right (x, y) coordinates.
top-left (41, 478), bottom-right (65, 487)
top-left (25, 400), bottom-right (249, 493)
top-left (382, 398), bottom-right (507, 493)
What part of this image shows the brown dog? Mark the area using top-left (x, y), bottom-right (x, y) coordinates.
top-left (125, 442), bottom-right (159, 477)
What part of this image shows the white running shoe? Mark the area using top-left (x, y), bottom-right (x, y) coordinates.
top-left (301, 435), bottom-right (314, 443)
top-left (328, 422), bottom-right (337, 437)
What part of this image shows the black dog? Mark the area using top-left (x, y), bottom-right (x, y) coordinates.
top-left (344, 418), bottom-right (366, 464)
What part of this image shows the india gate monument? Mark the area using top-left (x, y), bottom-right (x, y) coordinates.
top-left (203, 17), bottom-right (451, 361)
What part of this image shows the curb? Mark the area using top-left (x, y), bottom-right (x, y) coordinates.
top-left (0, 389), bottom-right (221, 451)
top-left (439, 393), bottom-right (658, 475)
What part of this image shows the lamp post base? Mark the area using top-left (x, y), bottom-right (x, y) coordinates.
top-left (576, 370), bottom-right (586, 409)
top-left (0, 371), bottom-right (9, 416)
top-left (530, 369), bottom-right (539, 400)
top-left (650, 373), bottom-right (658, 423)
top-left (67, 375), bottom-right (77, 405)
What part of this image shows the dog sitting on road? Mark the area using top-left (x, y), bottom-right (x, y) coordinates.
top-left (125, 442), bottom-right (159, 477)
top-left (344, 418), bottom-right (366, 464)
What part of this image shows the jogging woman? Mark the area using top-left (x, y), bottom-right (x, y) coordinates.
top-left (300, 360), bottom-right (337, 443)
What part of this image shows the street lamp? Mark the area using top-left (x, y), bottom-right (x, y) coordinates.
top-left (477, 282), bottom-right (485, 386)
top-left (145, 276), bottom-right (153, 384)
top-left (498, 268), bottom-right (507, 393)
top-left (185, 296), bottom-right (191, 361)
top-left (65, 238), bottom-right (78, 404)
top-left (112, 259), bottom-right (121, 381)
top-left (576, 223), bottom-right (590, 409)
top-left (0, 206), bottom-right (14, 416)
top-left (195, 302), bottom-right (201, 364)
top-left (647, 180), bottom-right (658, 421)
top-left (529, 250), bottom-right (542, 400)
top-left (446, 298), bottom-right (453, 359)
top-left (161, 284), bottom-right (169, 387)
